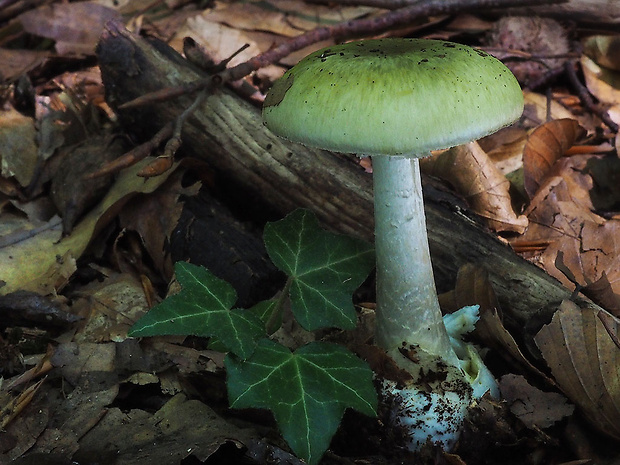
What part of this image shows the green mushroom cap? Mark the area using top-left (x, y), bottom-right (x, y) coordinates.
top-left (263, 38), bottom-right (524, 157)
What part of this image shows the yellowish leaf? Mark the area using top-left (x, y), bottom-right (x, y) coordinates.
top-left (0, 108), bottom-right (38, 187)
top-left (581, 55), bottom-right (620, 106)
top-left (583, 35), bottom-right (620, 72)
top-left (0, 159), bottom-right (181, 295)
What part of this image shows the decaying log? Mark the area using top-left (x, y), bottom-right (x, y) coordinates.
top-left (96, 22), bottom-right (593, 341)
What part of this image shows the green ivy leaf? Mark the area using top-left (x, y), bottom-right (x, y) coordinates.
top-left (264, 209), bottom-right (375, 331)
top-left (247, 299), bottom-right (278, 326)
top-left (226, 339), bottom-right (377, 465)
top-left (128, 262), bottom-right (265, 359)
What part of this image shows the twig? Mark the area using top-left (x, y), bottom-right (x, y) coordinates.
top-left (136, 90), bottom-right (209, 177)
top-left (86, 121), bottom-right (174, 178)
top-left (119, 0), bottom-right (568, 110)
top-left (0, 0), bottom-right (19, 8)
top-left (564, 60), bottom-right (619, 133)
top-left (109, 0), bottom-right (570, 175)
top-left (0, 0), bottom-right (46, 23)
top-left (482, 47), bottom-right (580, 61)
top-left (226, 0), bottom-right (568, 80)
top-left (525, 65), bottom-right (565, 91)
top-left (0, 216), bottom-right (62, 248)
top-left (304, 0), bottom-right (560, 9)
top-left (304, 0), bottom-right (418, 8)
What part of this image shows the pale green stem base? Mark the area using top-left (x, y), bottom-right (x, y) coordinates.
top-left (372, 155), bottom-right (457, 366)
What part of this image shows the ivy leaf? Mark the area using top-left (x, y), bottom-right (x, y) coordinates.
top-left (264, 209), bottom-right (375, 330)
top-left (248, 299), bottom-right (281, 334)
top-left (128, 262), bottom-right (265, 359)
top-left (226, 339), bottom-right (377, 465)
top-left (208, 300), bottom-right (279, 352)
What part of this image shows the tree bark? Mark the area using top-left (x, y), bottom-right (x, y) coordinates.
top-left (96, 22), bottom-right (590, 339)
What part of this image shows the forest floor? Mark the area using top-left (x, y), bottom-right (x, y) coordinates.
top-left (1, 0), bottom-right (620, 464)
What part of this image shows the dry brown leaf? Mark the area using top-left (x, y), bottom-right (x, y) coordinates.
top-left (77, 393), bottom-right (258, 464)
top-left (486, 17), bottom-right (569, 86)
top-left (522, 91), bottom-right (576, 126)
top-left (540, 219), bottom-right (620, 302)
top-left (499, 374), bottom-right (574, 429)
top-left (0, 378), bottom-right (46, 430)
top-left (72, 272), bottom-right (150, 343)
top-left (0, 49), bottom-right (50, 82)
top-left (580, 55), bottom-right (620, 126)
top-left (3, 360), bottom-right (53, 395)
top-left (521, 155), bottom-right (602, 243)
top-left (148, 340), bottom-right (226, 374)
top-left (171, 15), bottom-right (261, 67)
top-left (2, 343), bottom-right (120, 461)
top-left (19, 2), bottom-right (120, 56)
top-left (443, 264), bottom-right (551, 381)
top-left (118, 168), bottom-right (201, 279)
top-left (444, 14), bottom-right (495, 36)
top-left (445, 263), bottom-right (502, 314)
top-left (519, 168), bottom-right (613, 294)
top-left (523, 119), bottom-right (586, 199)
top-left (51, 135), bottom-right (129, 234)
top-left (581, 220), bottom-right (620, 289)
top-left (582, 273), bottom-right (620, 318)
top-left (484, 127), bottom-right (528, 176)
top-left (421, 141), bottom-right (528, 233)
top-left (205, 1), bottom-right (300, 37)
top-left (534, 300), bottom-right (620, 440)
top-left (205, 0), bottom-right (373, 37)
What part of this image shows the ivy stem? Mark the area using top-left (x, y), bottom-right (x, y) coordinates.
top-left (266, 276), bottom-right (294, 334)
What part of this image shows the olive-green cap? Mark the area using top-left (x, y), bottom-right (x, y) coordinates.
top-left (263, 39), bottom-right (524, 157)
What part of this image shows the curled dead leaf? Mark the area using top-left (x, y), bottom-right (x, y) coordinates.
top-left (583, 273), bottom-right (620, 318)
top-left (523, 119), bottom-right (586, 199)
top-left (534, 300), bottom-right (620, 441)
top-left (421, 141), bottom-right (528, 233)
top-left (441, 263), bottom-right (501, 315)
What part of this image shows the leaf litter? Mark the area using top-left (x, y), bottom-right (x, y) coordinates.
top-left (1, 0), bottom-right (620, 464)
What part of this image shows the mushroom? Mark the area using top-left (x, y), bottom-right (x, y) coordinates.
top-left (262, 38), bottom-right (523, 450)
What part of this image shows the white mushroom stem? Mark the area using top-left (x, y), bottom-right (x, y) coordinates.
top-left (373, 155), bottom-right (478, 451)
top-left (372, 155), bottom-right (457, 365)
